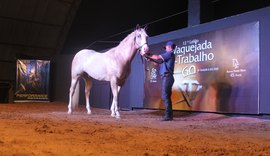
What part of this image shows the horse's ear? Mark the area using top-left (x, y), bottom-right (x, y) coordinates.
top-left (136, 24), bottom-right (140, 30)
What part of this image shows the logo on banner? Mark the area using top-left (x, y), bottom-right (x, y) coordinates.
top-left (150, 68), bottom-right (158, 83)
top-left (227, 58), bottom-right (246, 77)
top-left (232, 59), bottom-right (240, 69)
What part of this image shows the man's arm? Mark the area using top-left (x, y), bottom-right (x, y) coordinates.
top-left (144, 53), bottom-right (163, 64)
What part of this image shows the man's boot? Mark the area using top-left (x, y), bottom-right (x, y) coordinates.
top-left (161, 96), bottom-right (173, 121)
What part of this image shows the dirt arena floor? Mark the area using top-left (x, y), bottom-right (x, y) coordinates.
top-left (0, 102), bottom-right (270, 156)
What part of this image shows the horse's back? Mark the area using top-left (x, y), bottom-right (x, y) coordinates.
top-left (71, 49), bottom-right (110, 80)
top-left (71, 49), bottom-right (97, 76)
top-left (74, 49), bottom-right (97, 58)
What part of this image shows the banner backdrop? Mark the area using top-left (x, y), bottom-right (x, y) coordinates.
top-left (144, 22), bottom-right (259, 114)
top-left (15, 59), bottom-right (50, 102)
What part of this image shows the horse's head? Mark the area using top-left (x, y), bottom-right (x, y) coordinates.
top-left (134, 25), bottom-right (149, 56)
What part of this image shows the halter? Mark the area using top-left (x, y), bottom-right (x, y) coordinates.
top-left (136, 43), bottom-right (148, 53)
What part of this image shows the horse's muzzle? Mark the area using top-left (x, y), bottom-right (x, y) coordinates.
top-left (139, 44), bottom-right (149, 56)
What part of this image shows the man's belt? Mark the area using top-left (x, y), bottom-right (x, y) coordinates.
top-left (161, 72), bottom-right (170, 77)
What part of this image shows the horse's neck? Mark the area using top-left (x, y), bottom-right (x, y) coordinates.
top-left (115, 34), bottom-right (137, 63)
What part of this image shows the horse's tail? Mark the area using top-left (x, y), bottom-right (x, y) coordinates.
top-left (72, 81), bottom-right (80, 110)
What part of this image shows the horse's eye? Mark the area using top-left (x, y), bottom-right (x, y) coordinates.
top-left (137, 34), bottom-right (141, 38)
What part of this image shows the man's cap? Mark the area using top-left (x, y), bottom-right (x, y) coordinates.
top-left (164, 41), bottom-right (175, 49)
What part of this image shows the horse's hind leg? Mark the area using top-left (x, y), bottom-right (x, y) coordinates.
top-left (68, 76), bottom-right (79, 114)
top-left (83, 76), bottom-right (92, 114)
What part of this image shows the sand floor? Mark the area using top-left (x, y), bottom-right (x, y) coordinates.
top-left (0, 102), bottom-right (270, 156)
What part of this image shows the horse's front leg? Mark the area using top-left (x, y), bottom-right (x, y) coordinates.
top-left (114, 86), bottom-right (121, 117)
top-left (110, 98), bottom-right (120, 118)
top-left (110, 81), bottom-right (121, 118)
top-left (68, 93), bottom-right (73, 114)
top-left (110, 99), bottom-right (116, 117)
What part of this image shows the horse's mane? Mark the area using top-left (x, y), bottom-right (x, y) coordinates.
top-left (119, 30), bottom-right (136, 46)
top-left (105, 28), bottom-right (146, 54)
top-left (105, 30), bottom-right (136, 53)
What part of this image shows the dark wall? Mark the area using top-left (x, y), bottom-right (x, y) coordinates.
top-left (258, 8), bottom-right (270, 114)
top-left (119, 54), bottom-right (145, 110)
top-left (50, 55), bottom-right (74, 103)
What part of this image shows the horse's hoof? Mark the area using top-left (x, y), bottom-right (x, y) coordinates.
top-left (111, 113), bottom-right (116, 117)
top-left (87, 111), bottom-right (91, 115)
top-left (67, 111), bottom-right (72, 115)
top-left (115, 112), bottom-right (120, 118)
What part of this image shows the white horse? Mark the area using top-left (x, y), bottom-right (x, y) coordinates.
top-left (68, 25), bottom-right (149, 118)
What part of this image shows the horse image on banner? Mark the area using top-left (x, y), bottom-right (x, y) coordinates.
top-left (68, 25), bottom-right (149, 118)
